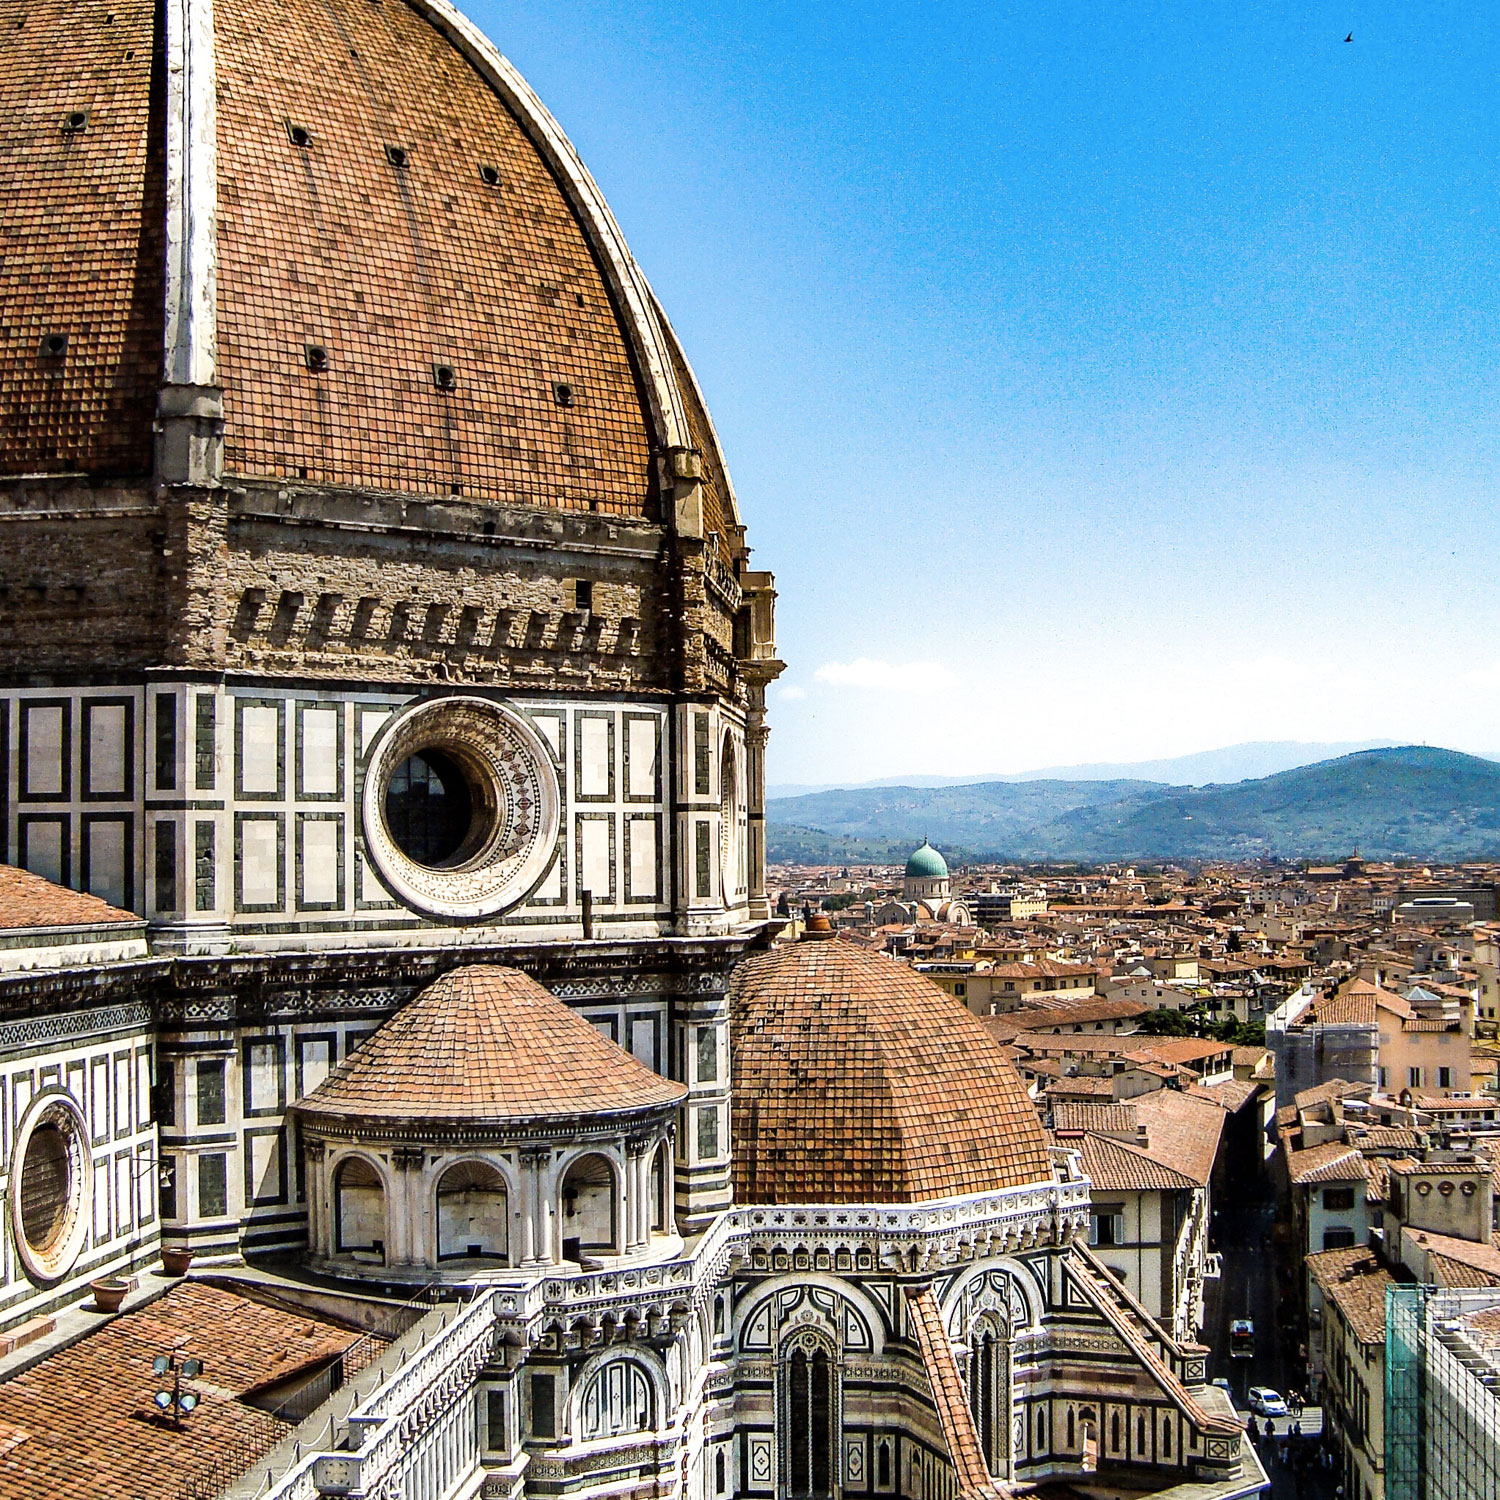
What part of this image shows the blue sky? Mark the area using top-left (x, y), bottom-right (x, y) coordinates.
top-left (470, 1), bottom-right (1500, 783)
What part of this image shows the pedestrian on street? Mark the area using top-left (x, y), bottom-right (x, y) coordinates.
top-left (1247, 1415), bottom-right (1259, 1440)
top-left (1292, 1420), bottom-right (1302, 1441)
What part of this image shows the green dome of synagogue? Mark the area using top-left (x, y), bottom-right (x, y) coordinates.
top-left (904, 841), bottom-right (949, 880)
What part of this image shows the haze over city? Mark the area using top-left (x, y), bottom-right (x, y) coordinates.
top-left (480, 0), bottom-right (1500, 784)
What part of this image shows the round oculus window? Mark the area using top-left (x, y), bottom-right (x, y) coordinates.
top-left (10, 1092), bottom-right (92, 1286)
top-left (361, 696), bottom-right (561, 920)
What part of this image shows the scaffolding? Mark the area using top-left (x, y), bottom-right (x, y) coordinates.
top-left (1385, 1284), bottom-right (1500, 1500)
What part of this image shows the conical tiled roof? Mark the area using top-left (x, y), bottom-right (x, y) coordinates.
top-left (729, 937), bottom-right (1055, 1204)
top-left (293, 965), bottom-right (685, 1127)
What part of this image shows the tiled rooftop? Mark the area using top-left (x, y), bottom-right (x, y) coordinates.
top-left (294, 964), bottom-right (685, 1127)
top-left (0, 0), bottom-right (161, 476)
top-left (1306, 1244), bottom-right (1395, 1346)
top-left (0, 864), bottom-right (141, 932)
top-left (0, 1281), bottom-right (367, 1500)
top-left (214, 0), bottom-right (654, 513)
top-left (729, 937), bottom-right (1055, 1204)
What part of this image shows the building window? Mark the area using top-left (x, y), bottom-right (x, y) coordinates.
top-left (954, 983), bottom-right (966, 997)
top-left (782, 1343), bottom-right (836, 1500)
top-left (531, 1372), bottom-right (556, 1439)
top-left (1408, 1067), bottom-right (1423, 1089)
top-left (486, 1389), bottom-right (507, 1452)
top-left (1089, 1205), bottom-right (1126, 1247)
top-left (156, 1061), bottom-right (176, 1127)
top-left (697, 1105), bottom-right (719, 1161)
top-left (1322, 1226), bottom-right (1357, 1250)
top-left (716, 1449), bottom-right (728, 1494)
top-left (578, 1358), bottom-right (652, 1439)
top-left (968, 1327), bottom-right (1005, 1474)
top-left (696, 1026), bottom-right (717, 1084)
top-left (196, 1060), bottom-right (226, 1126)
top-left (1323, 1186), bottom-right (1356, 1211)
top-left (198, 1152), bottom-right (228, 1218)
top-left (1438, 1067), bottom-right (1452, 1089)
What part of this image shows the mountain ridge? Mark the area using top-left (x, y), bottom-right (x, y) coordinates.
top-left (766, 746), bottom-right (1500, 864)
top-left (766, 739), bottom-right (1405, 799)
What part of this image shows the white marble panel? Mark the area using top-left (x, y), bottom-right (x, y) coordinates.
top-left (85, 820), bottom-right (127, 908)
top-left (240, 705), bottom-right (280, 794)
top-left (301, 708), bottom-right (339, 795)
top-left (580, 817), bottom-right (610, 896)
top-left (23, 704), bottom-right (64, 796)
top-left (627, 717), bottom-right (657, 798)
top-left (580, 716), bottom-right (611, 797)
top-left (301, 820), bottom-right (339, 905)
top-left (629, 817), bottom-right (658, 899)
top-left (241, 819), bottom-right (280, 905)
top-left (86, 703), bottom-right (127, 796)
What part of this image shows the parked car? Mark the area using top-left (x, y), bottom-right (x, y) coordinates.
top-left (1248, 1387), bottom-right (1289, 1418)
top-left (1211, 1377), bottom-right (1232, 1394)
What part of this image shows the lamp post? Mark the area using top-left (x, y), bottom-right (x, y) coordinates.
top-left (152, 1348), bottom-right (205, 1429)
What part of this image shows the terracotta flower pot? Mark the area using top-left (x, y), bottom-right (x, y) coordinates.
top-left (160, 1246), bottom-right (194, 1277)
top-left (90, 1277), bottom-right (129, 1314)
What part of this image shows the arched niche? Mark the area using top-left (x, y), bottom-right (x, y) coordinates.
top-left (649, 1140), bottom-right (671, 1235)
top-left (335, 1155), bottom-right (387, 1262)
top-left (560, 1152), bottom-right (618, 1260)
top-left (436, 1159), bottom-right (509, 1262)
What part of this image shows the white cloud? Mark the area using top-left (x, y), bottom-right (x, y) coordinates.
top-left (812, 657), bottom-right (960, 694)
top-left (777, 683), bottom-right (808, 700)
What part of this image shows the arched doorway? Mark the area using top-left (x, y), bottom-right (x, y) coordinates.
top-left (560, 1153), bottom-right (617, 1260)
top-left (435, 1160), bottom-right (508, 1262)
top-left (335, 1156), bottom-right (386, 1261)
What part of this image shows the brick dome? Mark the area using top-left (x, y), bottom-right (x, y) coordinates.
top-left (729, 937), bottom-right (1056, 1204)
top-left (1, 0), bottom-right (737, 534)
top-left (292, 964), bottom-right (686, 1128)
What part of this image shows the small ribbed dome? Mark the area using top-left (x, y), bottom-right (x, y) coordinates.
top-left (292, 965), bottom-right (685, 1128)
top-left (905, 841), bottom-right (949, 879)
top-left (729, 938), bottom-right (1054, 1204)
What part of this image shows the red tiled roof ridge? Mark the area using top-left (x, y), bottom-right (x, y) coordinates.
top-left (293, 965), bottom-right (685, 1126)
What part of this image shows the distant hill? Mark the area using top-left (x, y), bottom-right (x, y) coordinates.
top-left (766, 739), bottom-right (1396, 799)
top-left (767, 747), bottom-right (1500, 864)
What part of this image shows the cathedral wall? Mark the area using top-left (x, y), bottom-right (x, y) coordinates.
top-left (0, 999), bottom-right (158, 1326)
top-left (0, 485), bottom-right (167, 676)
top-left (0, 679), bottom-right (758, 948)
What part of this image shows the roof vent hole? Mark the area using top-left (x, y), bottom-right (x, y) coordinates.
top-left (553, 381), bottom-right (574, 409)
top-left (286, 121), bottom-right (312, 148)
top-left (433, 363), bottom-right (457, 392)
top-left (478, 163), bottom-right (500, 187)
top-left (39, 333), bottom-right (68, 360)
top-left (575, 293), bottom-right (585, 307)
top-left (305, 343), bottom-right (329, 373)
top-left (62, 110), bottom-right (88, 133)
top-left (385, 143), bottom-right (409, 168)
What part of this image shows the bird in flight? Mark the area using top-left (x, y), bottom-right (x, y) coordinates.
top-left (1344, 32), bottom-right (1353, 42)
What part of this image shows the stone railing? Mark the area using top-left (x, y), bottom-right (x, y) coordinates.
top-left (256, 1290), bottom-right (497, 1500)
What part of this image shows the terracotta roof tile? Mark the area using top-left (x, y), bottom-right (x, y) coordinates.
top-left (1307, 1245), bottom-right (1395, 1346)
top-left (729, 938), bottom-right (1054, 1205)
top-left (211, 0), bottom-right (658, 513)
top-left (1287, 1142), bottom-right (1366, 1185)
top-left (1128, 1089), bottom-right (1224, 1186)
top-left (0, 1283), bottom-right (369, 1500)
top-left (1073, 1131), bottom-right (1198, 1193)
top-left (0, 864), bottom-right (141, 931)
top-left (0, 0), bottom-right (162, 477)
top-left (293, 965), bottom-right (685, 1127)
